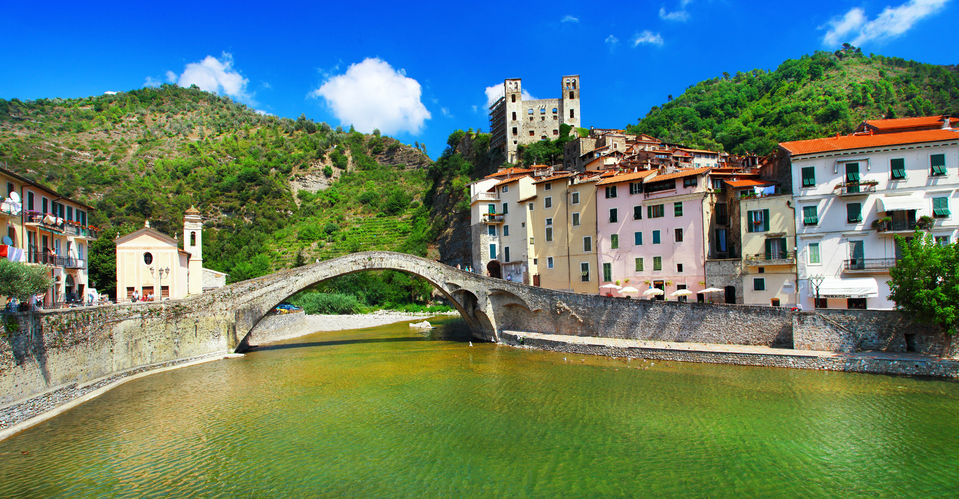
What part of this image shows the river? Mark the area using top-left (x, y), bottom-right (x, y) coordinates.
top-left (1, 316), bottom-right (958, 496)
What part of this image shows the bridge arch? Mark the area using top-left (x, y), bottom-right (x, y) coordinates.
top-left (229, 252), bottom-right (497, 351)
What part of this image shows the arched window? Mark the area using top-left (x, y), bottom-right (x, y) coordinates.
top-left (190, 231), bottom-right (196, 246)
top-left (144, 252), bottom-right (153, 265)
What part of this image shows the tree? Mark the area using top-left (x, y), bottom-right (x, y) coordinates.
top-left (888, 233), bottom-right (959, 353)
top-left (0, 260), bottom-right (52, 302)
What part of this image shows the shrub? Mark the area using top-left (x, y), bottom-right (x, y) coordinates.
top-left (288, 291), bottom-right (365, 315)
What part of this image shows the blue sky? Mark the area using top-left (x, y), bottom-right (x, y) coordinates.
top-left (1, 0), bottom-right (955, 159)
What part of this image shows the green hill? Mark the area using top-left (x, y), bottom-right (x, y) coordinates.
top-left (0, 85), bottom-right (435, 300)
top-left (628, 46), bottom-right (959, 155)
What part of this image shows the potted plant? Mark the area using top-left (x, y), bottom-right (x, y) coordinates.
top-left (872, 216), bottom-right (891, 231)
top-left (916, 215), bottom-right (934, 230)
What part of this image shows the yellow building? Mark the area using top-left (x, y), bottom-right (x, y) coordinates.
top-left (1, 166), bottom-right (98, 306)
top-left (739, 192), bottom-right (797, 307)
top-left (530, 172), bottom-right (599, 293)
top-left (115, 209), bottom-right (224, 302)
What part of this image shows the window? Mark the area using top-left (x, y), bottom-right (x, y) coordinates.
top-left (808, 243), bottom-right (821, 264)
top-left (653, 256), bottom-right (662, 271)
top-left (747, 209), bottom-right (770, 232)
top-left (845, 162), bottom-right (860, 184)
top-left (683, 177), bottom-right (697, 188)
top-left (611, 234), bottom-right (619, 249)
top-left (42, 197), bottom-right (48, 214)
top-left (652, 230), bottom-right (661, 244)
top-left (502, 185), bottom-right (509, 193)
top-left (528, 108), bottom-right (533, 115)
top-left (190, 232), bottom-right (196, 246)
top-left (27, 191), bottom-right (34, 211)
top-left (803, 206), bottom-right (818, 225)
top-left (716, 203), bottom-right (728, 225)
top-left (571, 192), bottom-right (580, 204)
top-left (512, 94), bottom-right (516, 103)
top-left (711, 178), bottom-right (725, 191)
top-left (489, 244), bottom-right (497, 259)
top-left (605, 186), bottom-right (618, 198)
top-left (603, 263), bottom-right (612, 282)
top-left (552, 108), bottom-right (558, 114)
top-left (635, 258), bottom-right (644, 272)
top-left (931, 154), bottom-right (946, 176)
top-left (529, 130), bottom-right (535, 136)
top-left (488, 225), bottom-right (496, 236)
top-left (801, 166), bottom-right (816, 187)
top-left (715, 229), bottom-right (727, 253)
top-left (528, 202), bottom-right (534, 211)
top-left (753, 278), bottom-right (766, 291)
top-left (677, 263), bottom-right (684, 273)
top-left (609, 208), bottom-right (618, 223)
top-left (547, 257), bottom-right (554, 269)
top-left (512, 112), bottom-right (517, 120)
top-left (765, 238), bottom-right (788, 260)
top-left (544, 182), bottom-right (552, 191)
top-left (504, 225), bottom-right (510, 236)
top-left (144, 252), bottom-right (153, 265)
top-left (504, 247), bottom-right (510, 262)
top-left (935, 235), bottom-right (950, 246)
top-left (572, 212), bottom-right (581, 226)
top-left (629, 182), bottom-right (642, 195)
top-left (891, 158), bottom-right (906, 179)
top-left (502, 203), bottom-right (508, 214)
top-left (545, 197), bottom-right (552, 208)
top-left (634, 232), bottom-right (643, 245)
top-left (934, 197), bottom-right (950, 217)
top-left (546, 228), bottom-right (553, 242)
top-left (673, 202), bottom-right (683, 217)
top-left (674, 228), bottom-right (683, 242)
top-left (65, 206), bottom-right (73, 221)
top-left (847, 202), bottom-right (862, 223)
top-left (540, 108), bottom-right (546, 114)
top-left (570, 109), bottom-right (575, 119)
top-left (581, 262), bottom-right (590, 281)
top-left (583, 237), bottom-right (592, 252)
top-left (633, 206), bottom-right (643, 220)
top-left (647, 204), bottom-right (665, 218)
top-left (487, 203), bottom-right (496, 215)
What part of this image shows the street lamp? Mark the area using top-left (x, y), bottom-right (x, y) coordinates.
top-left (149, 266), bottom-right (170, 301)
top-left (809, 274), bottom-right (824, 309)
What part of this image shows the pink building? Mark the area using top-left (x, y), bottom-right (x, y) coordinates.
top-left (596, 167), bottom-right (712, 301)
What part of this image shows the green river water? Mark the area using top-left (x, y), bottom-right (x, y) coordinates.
top-left (1, 316), bottom-right (958, 497)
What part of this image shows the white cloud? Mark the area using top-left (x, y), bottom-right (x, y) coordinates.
top-left (561, 14), bottom-right (579, 23)
top-left (822, 0), bottom-right (949, 46)
top-left (311, 58), bottom-right (431, 135)
top-left (440, 107), bottom-right (452, 118)
top-left (484, 83), bottom-right (537, 108)
top-left (165, 70), bottom-right (177, 83)
top-left (659, 0), bottom-right (692, 21)
top-left (173, 53), bottom-right (251, 101)
top-left (632, 30), bottom-right (665, 47)
top-left (254, 109), bottom-right (273, 116)
top-left (143, 76), bottom-right (162, 88)
top-left (605, 34), bottom-right (620, 46)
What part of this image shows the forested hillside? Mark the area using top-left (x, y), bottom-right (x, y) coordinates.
top-left (629, 46), bottom-right (959, 155)
top-left (0, 85), bottom-right (437, 304)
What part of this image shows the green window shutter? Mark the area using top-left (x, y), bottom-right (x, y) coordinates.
top-left (931, 154), bottom-right (946, 175)
top-left (653, 257), bottom-right (662, 271)
top-left (891, 158), bottom-right (906, 179)
top-left (635, 258), bottom-right (643, 272)
top-left (674, 202), bottom-right (683, 217)
top-left (764, 239), bottom-right (772, 260)
top-left (762, 209), bottom-right (770, 232)
top-left (611, 234), bottom-right (619, 249)
top-left (934, 197), bottom-right (950, 217)
top-left (603, 263), bottom-right (612, 282)
top-left (746, 210), bottom-right (755, 233)
top-left (847, 203), bottom-right (862, 223)
top-left (845, 163), bottom-right (860, 182)
top-left (801, 167), bottom-right (815, 187)
top-left (653, 230), bottom-right (661, 244)
top-left (634, 232), bottom-right (642, 245)
top-left (803, 206), bottom-right (818, 225)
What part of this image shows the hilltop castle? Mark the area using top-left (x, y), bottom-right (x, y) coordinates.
top-left (488, 76), bottom-right (581, 164)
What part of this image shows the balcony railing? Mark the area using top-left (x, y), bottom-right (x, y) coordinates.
top-left (23, 211), bottom-right (99, 239)
top-left (875, 219), bottom-right (917, 233)
top-left (57, 256), bottom-right (85, 269)
top-left (482, 213), bottom-right (504, 224)
top-left (835, 181), bottom-right (877, 196)
top-left (745, 250), bottom-right (796, 265)
top-left (844, 258), bottom-right (896, 271)
top-left (473, 192), bottom-right (500, 202)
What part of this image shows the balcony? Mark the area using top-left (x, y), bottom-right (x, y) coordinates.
top-left (23, 211), bottom-right (99, 239)
top-left (472, 192), bottom-right (500, 203)
top-left (874, 215), bottom-right (927, 235)
top-left (745, 250), bottom-right (796, 266)
top-left (482, 213), bottom-right (504, 224)
top-left (57, 256), bottom-right (85, 269)
top-left (844, 258), bottom-right (896, 272)
top-left (834, 181), bottom-right (877, 197)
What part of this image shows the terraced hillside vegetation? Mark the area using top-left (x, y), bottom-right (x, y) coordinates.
top-left (629, 46), bottom-right (959, 155)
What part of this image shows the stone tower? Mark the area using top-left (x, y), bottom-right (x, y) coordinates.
top-left (560, 75), bottom-right (581, 129)
top-left (184, 206), bottom-right (203, 295)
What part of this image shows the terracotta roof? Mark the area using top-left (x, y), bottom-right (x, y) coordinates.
top-left (862, 115), bottom-right (947, 131)
top-left (115, 227), bottom-right (180, 247)
top-left (493, 176), bottom-right (526, 188)
top-left (725, 179), bottom-right (774, 188)
top-left (484, 167), bottom-right (533, 179)
top-left (595, 170), bottom-right (656, 186)
top-left (533, 172), bottom-right (574, 184)
top-left (649, 167), bottom-right (712, 182)
top-left (681, 148), bottom-right (720, 154)
top-left (780, 128), bottom-right (959, 156)
top-left (185, 205), bottom-right (200, 215)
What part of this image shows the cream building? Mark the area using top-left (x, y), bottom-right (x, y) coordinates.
top-left (738, 191), bottom-right (798, 307)
top-left (115, 208), bottom-right (225, 301)
top-left (530, 173), bottom-right (600, 293)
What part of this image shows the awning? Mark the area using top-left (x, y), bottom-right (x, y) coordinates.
top-left (877, 195), bottom-right (923, 212)
top-left (817, 277), bottom-right (879, 298)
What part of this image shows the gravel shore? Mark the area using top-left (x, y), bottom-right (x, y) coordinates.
top-left (249, 310), bottom-right (459, 345)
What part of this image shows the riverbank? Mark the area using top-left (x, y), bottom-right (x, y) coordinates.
top-left (501, 331), bottom-right (959, 379)
top-left (0, 310), bottom-right (454, 442)
top-left (245, 310), bottom-right (459, 346)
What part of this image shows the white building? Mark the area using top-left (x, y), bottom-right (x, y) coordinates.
top-left (469, 167), bottom-right (538, 283)
top-left (780, 117), bottom-right (959, 310)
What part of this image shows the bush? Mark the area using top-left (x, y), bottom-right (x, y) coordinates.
top-left (288, 291), bottom-right (365, 314)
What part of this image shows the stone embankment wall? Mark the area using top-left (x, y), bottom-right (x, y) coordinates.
top-left (792, 309), bottom-right (955, 357)
top-left (0, 302), bottom-right (234, 407)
